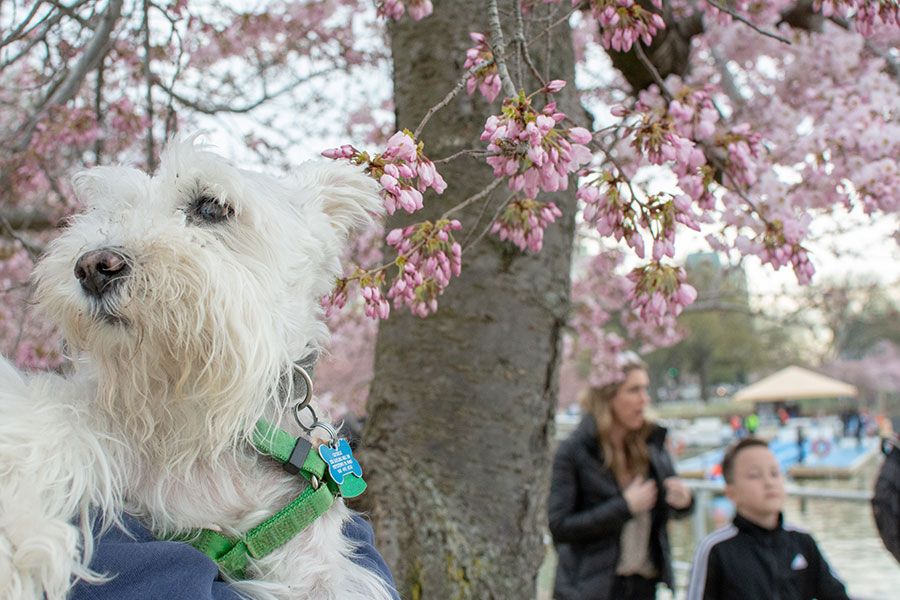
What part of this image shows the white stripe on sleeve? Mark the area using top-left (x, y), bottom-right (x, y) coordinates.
top-left (686, 525), bottom-right (738, 600)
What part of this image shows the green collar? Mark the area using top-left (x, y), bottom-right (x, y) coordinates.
top-left (172, 419), bottom-right (358, 579)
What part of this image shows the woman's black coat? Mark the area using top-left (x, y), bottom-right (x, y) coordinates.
top-left (548, 415), bottom-right (693, 600)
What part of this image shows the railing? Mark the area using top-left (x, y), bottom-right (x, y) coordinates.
top-left (683, 478), bottom-right (873, 542)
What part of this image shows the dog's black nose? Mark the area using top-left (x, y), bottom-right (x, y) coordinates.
top-left (74, 248), bottom-right (130, 298)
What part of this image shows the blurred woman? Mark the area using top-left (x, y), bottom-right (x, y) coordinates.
top-left (548, 354), bottom-right (693, 600)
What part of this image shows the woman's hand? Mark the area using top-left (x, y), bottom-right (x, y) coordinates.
top-left (663, 477), bottom-right (692, 510)
top-left (623, 476), bottom-right (658, 514)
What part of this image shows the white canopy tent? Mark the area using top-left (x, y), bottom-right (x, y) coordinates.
top-left (734, 365), bottom-right (858, 403)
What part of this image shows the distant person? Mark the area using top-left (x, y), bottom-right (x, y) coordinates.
top-left (876, 413), bottom-right (893, 439)
top-left (854, 409), bottom-right (865, 448)
top-left (548, 353), bottom-right (693, 600)
top-left (686, 438), bottom-right (849, 600)
top-left (729, 415), bottom-right (743, 439)
top-left (840, 409), bottom-right (852, 437)
top-left (777, 406), bottom-right (790, 426)
top-left (797, 426), bottom-right (806, 465)
top-left (744, 412), bottom-right (759, 436)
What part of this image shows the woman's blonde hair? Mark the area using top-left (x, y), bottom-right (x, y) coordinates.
top-left (580, 355), bottom-right (652, 485)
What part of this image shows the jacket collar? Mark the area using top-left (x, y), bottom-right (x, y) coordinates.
top-left (733, 511), bottom-right (784, 535)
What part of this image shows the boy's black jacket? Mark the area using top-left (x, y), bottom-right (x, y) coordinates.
top-left (687, 512), bottom-right (849, 600)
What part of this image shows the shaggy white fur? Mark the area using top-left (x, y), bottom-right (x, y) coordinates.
top-left (0, 140), bottom-right (394, 600)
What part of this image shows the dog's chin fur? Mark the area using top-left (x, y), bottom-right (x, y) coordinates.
top-left (0, 139), bottom-right (394, 600)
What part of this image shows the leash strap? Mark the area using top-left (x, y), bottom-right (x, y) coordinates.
top-left (176, 418), bottom-right (340, 579)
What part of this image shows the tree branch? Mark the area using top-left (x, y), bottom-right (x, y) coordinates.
top-left (525, 4), bottom-right (582, 48)
top-left (0, 213), bottom-right (46, 257)
top-left (634, 42), bottom-right (671, 99)
top-left (8, 0), bottom-right (123, 153)
top-left (156, 66), bottom-right (340, 115)
top-left (433, 148), bottom-right (487, 164)
top-left (705, 0), bottom-right (792, 44)
top-left (442, 177), bottom-right (504, 218)
top-left (413, 59), bottom-right (494, 139)
top-left (462, 191), bottom-right (516, 253)
top-left (0, 10), bottom-right (66, 70)
top-left (0, 1), bottom-right (47, 49)
top-left (515, 0), bottom-right (545, 87)
top-left (0, 208), bottom-right (56, 231)
top-left (43, 0), bottom-right (93, 28)
top-left (487, 0), bottom-right (518, 98)
top-left (94, 58), bottom-right (105, 163)
top-left (141, 0), bottom-right (157, 171)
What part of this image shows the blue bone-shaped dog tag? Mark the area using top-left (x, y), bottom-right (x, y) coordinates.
top-left (318, 438), bottom-right (363, 486)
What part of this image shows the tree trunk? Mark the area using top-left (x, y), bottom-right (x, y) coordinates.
top-left (698, 356), bottom-right (710, 404)
top-left (361, 2), bottom-right (579, 598)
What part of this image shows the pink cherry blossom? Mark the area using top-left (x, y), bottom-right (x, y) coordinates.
top-left (482, 94), bottom-right (593, 199)
top-left (578, 0), bottom-right (667, 52)
top-left (490, 199), bottom-right (563, 252)
top-left (377, 0), bottom-right (433, 21)
top-left (463, 32), bottom-right (502, 103)
top-left (323, 130), bottom-right (446, 216)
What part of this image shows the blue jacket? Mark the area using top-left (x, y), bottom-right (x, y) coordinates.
top-left (71, 513), bottom-right (399, 599)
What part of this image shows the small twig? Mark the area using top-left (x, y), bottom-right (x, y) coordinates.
top-left (462, 191), bottom-right (516, 253)
top-left (634, 42), bottom-right (671, 99)
top-left (515, 0), bottom-right (545, 87)
top-left (0, 207), bottom-right (55, 231)
top-left (406, 2), bottom-right (573, 141)
top-left (412, 59), bottom-right (494, 140)
top-left (156, 67), bottom-right (340, 115)
top-left (0, 214), bottom-right (45, 258)
top-left (460, 185), bottom-right (504, 248)
top-left (442, 177), bottom-right (504, 218)
top-left (433, 148), bottom-right (487, 165)
top-left (704, 150), bottom-right (763, 215)
top-left (487, 0), bottom-right (518, 98)
top-left (43, 0), bottom-right (92, 28)
top-left (705, 0), bottom-right (791, 44)
top-left (0, 1), bottom-right (49, 49)
top-left (525, 4), bottom-right (581, 49)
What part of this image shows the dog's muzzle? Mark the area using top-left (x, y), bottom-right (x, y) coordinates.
top-left (74, 247), bottom-right (131, 300)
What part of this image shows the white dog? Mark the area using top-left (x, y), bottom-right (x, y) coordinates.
top-left (0, 140), bottom-right (395, 600)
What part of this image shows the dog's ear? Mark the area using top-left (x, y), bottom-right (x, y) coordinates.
top-left (71, 169), bottom-right (104, 203)
top-left (296, 161), bottom-right (383, 238)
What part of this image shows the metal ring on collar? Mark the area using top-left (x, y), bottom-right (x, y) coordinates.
top-left (294, 403), bottom-right (318, 433)
top-left (292, 364), bottom-right (313, 411)
top-left (314, 421), bottom-right (338, 446)
top-left (293, 404), bottom-right (338, 447)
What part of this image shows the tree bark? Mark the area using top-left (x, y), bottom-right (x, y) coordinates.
top-left (361, 2), bottom-right (579, 598)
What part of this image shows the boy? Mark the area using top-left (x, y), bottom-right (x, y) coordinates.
top-left (686, 438), bottom-right (849, 600)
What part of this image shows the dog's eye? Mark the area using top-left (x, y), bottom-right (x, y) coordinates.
top-left (189, 195), bottom-right (234, 225)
